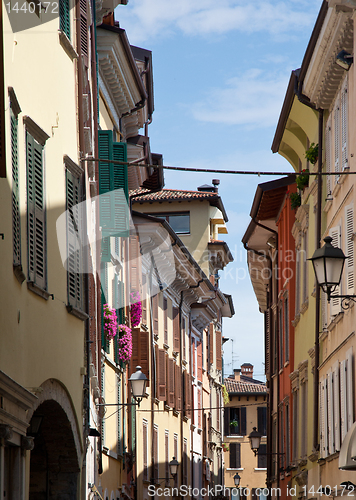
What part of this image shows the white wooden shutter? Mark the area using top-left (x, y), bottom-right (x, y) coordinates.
top-left (341, 79), bottom-right (348, 171)
top-left (332, 360), bottom-right (341, 452)
top-left (319, 378), bottom-right (326, 458)
top-left (330, 226), bottom-right (342, 316)
top-left (334, 100), bottom-right (340, 178)
top-left (340, 359), bottom-right (347, 440)
top-left (321, 287), bottom-right (328, 331)
top-left (345, 204), bottom-right (354, 294)
top-left (327, 370), bottom-right (334, 455)
top-left (323, 378), bottom-right (328, 455)
top-left (325, 118), bottom-right (332, 196)
top-left (346, 347), bottom-right (354, 431)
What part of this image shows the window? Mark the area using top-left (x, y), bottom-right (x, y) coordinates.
top-left (59, 0), bottom-right (70, 39)
top-left (165, 430), bottom-right (169, 486)
top-left (257, 444), bottom-right (267, 469)
top-left (153, 424), bottom-right (159, 482)
top-left (98, 130), bottom-right (129, 240)
top-left (65, 162), bottom-right (84, 313)
top-left (143, 420), bottom-right (148, 481)
top-left (224, 407), bottom-right (246, 436)
top-left (292, 389), bottom-right (298, 461)
top-left (284, 298), bottom-right (289, 362)
top-left (229, 442), bottom-right (241, 469)
top-left (152, 212), bottom-right (190, 234)
top-left (10, 89), bottom-right (23, 279)
top-left (25, 117), bottom-right (50, 295)
top-left (257, 407), bottom-right (267, 436)
top-left (278, 305), bottom-right (283, 369)
top-left (302, 231), bottom-right (308, 304)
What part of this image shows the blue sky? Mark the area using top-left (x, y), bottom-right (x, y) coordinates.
top-left (116, 0), bottom-right (322, 380)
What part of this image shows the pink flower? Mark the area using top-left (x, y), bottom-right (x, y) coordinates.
top-left (103, 304), bottom-right (118, 340)
top-left (117, 324), bottom-right (133, 363)
top-left (130, 291), bottom-right (142, 328)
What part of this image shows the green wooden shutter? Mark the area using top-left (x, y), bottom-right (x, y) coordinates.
top-left (101, 237), bottom-right (111, 263)
top-left (59, 0), bottom-right (70, 39)
top-left (98, 130), bottom-right (129, 239)
top-left (27, 133), bottom-right (46, 290)
top-left (101, 265), bottom-right (109, 353)
top-left (11, 111), bottom-right (21, 266)
top-left (66, 170), bottom-right (83, 310)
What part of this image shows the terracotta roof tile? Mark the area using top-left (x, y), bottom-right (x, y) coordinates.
top-left (130, 188), bottom-right (219, 203)
top-left (224, 378), bottom-right (267, 394)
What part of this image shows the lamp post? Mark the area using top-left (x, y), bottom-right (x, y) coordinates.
top-left (309, 237), bottom-right (356, 309)
top-left (96, 366), bottom-right (148, 408)
top-left (169, 457), bottom-right (179, 478)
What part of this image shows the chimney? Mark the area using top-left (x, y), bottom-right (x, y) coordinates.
top-left (241, 363), bottom-right (253, 379)
top-left (212, 179), bottom-right (220, 193)
top-left (233, 369), bottom-right (241, 381)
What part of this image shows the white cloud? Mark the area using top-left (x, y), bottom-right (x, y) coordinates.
top-left (190, 68), bottom-right (290, 128)
top-left (116, 0), bottom-right (318, 43)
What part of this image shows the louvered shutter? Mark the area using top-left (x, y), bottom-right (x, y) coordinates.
top-left (184, 371), bottom-right (191, 418)
top-left (158, 348), bottom-right (167, 401)
top-left (209, 323), bottom-right (214, 365)
top-left (197, 340), bottom-right (202, 381)
top-left (334, 101), bottom-right (340, 178)
top-left (265, 309), bottom-right (270, 374)
top-left (27, 133), bottom-right (46, 290)
top-left (325, 120), bottom-right (332, 196)
top-left (98, 130), bottom-right (129, 238)
top-left (241, 407), bottom-right (247, 436)
top-left (319, 380), bottom-right (325, 458)
top-left (340, 359), bottom-right (347, 440)
top-left (330, 226), bottom-right (342, 316)
top-left (173, 306), bottom-right (180, 352)
top-left (163, 298), bottom-right (168, 344)
top-left (101, 266), bottom-right (109, 353)
top-left (129, 234), bottom-right (140, 293)
top-left (345, 205), bottom-right (354, 294)
top-left (321, 284), bottom-right (328, 332)
top-left (198, 388), bottom-right (202, 428)
top-left (131, 328), bottom-right (149, 386)
top-left (323, 378), bottom-right (328, 455)
top-left (341, 80), bottom-right (348, 171)
top-left (142, 274), bottom-right (147, 324)
top-left (154, 425), bottom-right (159, 481)
top-left (167, 357), bottom-right (174, 407)
top-left (143, 420), bottom-right (148, 481)
top-left (346, 347), bottom-right (353, 431)
top-left (66, 170), bottom-right (82, 310)
top-left (152, 294), bottom-right (159, 336)
top-left (327, 370), bottom-right (334, 455)
top-left (79, 0), bottom-right (89, 65)
top-left (333, 361), bottom-right (341, 451)
top-left (59, 0), bottom-right (71, 39)
top-left (216, 330), bottom-right (222, 371)
top-left (11, 111), bottom-right (21, 266)
top-left (229, 443), bottom-right (241, 469)
top-left (175, 363), bottom-right (182, 411)
top-left (224, 408), bottom-right (230, 437)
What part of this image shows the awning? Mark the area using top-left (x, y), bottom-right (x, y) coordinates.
top-left (339, 422), bottom-right (356, 470)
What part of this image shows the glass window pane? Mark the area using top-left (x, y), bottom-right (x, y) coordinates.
top-left (168, 214), bottom-right (190, 234)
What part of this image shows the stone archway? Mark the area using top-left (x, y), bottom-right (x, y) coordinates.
top-left (27, 379), bottom-right (82, 500)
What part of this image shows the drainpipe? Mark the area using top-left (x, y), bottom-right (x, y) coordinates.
top-left (294, 69), bottom-right (323, 453)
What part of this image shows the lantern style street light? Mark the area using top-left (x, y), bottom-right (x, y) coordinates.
top-left (128, 366), bottom-right (148, 404)
top-left (97, 366), bottom-right (148, 408)
top-left (169, 457), bottom-right (179, 477)
top-left (248, 427), bottom-right (263, 456)
top-left (234, 473), bottom-right (241, 487)
top-left (309, 237), bottom-right (356, 309)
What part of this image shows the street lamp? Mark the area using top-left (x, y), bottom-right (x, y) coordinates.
top-left (309, 237), bottom-right (356, 309)
top-left (248, 427), bottom-right (263, 456)
top-left (129, 366), bottom-right (148, 404)
top-left (233, 473), bottom-right (241, 487)
top-left (169, 457), bottom-right (179, 477)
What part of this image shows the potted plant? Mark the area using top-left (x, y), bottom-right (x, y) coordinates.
top-left (230, 419), bottom-right (239, 428)
top-left (103, 304), bottom-right (118, 341)
top-left (305, 142), bottom-right (318, 165)
top-left (130, 291), bottom-right (142, 328)
top-left (117, 324), bottom-right (133, 363)
top-left (296, 169), bottom-right (310, 190)
top-left (289, 192), bottom-right (301, 210)
top-left (222, 443), bottom-right (230, 452)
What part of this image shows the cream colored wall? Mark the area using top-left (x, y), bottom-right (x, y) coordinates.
top-left (133, 200), bottom-right (211, 276)
top-left (1, 11), bottom-right (84, 425)
top-left (224, 395), bottom-right (267, 492)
